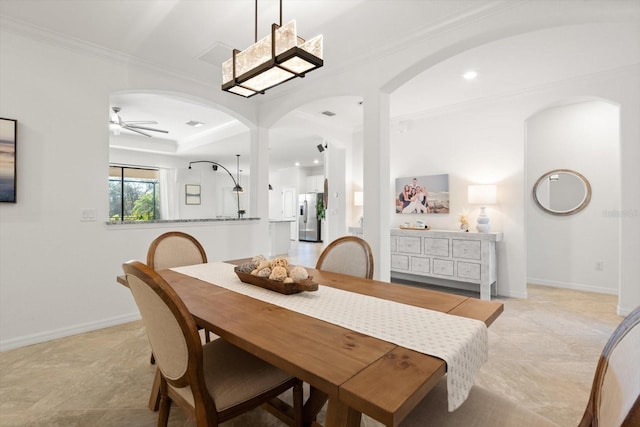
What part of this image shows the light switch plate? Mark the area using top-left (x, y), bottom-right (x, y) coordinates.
top-left (80, 208), bottom-right (96, 222)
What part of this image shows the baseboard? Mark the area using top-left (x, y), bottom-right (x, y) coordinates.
top-left (0, 313), bottom-right (141, 352)
top-left (527, 277), bottom-right (617, 295)
top-left (617, 305), bottom-right (634, 317)
top-left (496, 288), bottom-right (528, 299)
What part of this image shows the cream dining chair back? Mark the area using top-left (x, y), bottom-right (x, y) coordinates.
top-left (147, 231), bottom-right (211, 355)
top-left (399, 305), bottom-right (640, 427)
top-left (580, 305), bottom-right (640, 427)
top-left (123, 260), bottom-right (303, 427)
top-left (147, 231), bottom-right (208, 270)
top-left (315, 236), bottom-right (374, 279)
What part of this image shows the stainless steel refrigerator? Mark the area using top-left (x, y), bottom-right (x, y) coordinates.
top-left (298, 193), bottom-right (322, 242)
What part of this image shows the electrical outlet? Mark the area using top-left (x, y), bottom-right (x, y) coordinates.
top-left (595, 261), bottom-right (604, 271)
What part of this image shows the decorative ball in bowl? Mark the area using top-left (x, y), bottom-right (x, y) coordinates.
top-left (234, 256), bottom-right (318, 295)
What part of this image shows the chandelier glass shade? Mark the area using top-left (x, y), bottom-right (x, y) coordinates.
top-left (222, 17), bottom-right (323, 97)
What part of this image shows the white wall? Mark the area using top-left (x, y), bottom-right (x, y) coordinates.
top-left (0, 30), bottom-right (264, 350)
top-left (325, 144), bottom-right (347, 241)
top-left (526, 100), bottom-right (620, 294)
top-left (350, 130), bottom-right (364, 227)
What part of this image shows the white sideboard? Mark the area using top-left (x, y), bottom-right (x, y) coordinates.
top-left (347, 226), bottom-right (363, 238)
top-left (390, 228), bottom-right (502, 300)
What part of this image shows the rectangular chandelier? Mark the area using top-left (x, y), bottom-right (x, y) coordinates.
top-left (222, 20), bottom-right (323, 98)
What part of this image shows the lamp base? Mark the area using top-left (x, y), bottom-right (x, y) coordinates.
top-left (476, 206), bottom-right (490, 233)
top-left (476, 223), bottom-right (490, 233)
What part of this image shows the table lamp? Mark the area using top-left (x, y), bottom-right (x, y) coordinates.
top-left (354, 191), bottom-right (363, 207)
top-left (468, 185), bottom-right (497, 233)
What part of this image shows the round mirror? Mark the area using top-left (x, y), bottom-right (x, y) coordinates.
top-left (533, 169), bottom-right (591, 216)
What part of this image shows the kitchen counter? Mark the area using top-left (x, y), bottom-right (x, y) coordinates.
top-left (269, 219), bottom-right (294, 256)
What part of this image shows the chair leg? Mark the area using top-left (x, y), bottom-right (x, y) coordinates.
top-left (149, 368), bottom-right (162, 411)
top-left (157, 378), bottom-right (171, 427)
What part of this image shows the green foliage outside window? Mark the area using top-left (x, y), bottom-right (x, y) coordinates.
top-left (109, 166), bottom-right (160, 222)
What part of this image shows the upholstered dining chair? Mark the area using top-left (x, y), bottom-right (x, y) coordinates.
top-left (147, 231), bottom-right (208, 271)
top-left (123, 260), bottom-right (304, 427)
top-left (315, 235), bottom-right (374, 279)
top-left (147, 231), bottom-right (212, 366)
top-left (399, 305), bottom-right (640, 427)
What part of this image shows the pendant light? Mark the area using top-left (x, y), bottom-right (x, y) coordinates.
top-left (221, 0), bottom-right (324, 97)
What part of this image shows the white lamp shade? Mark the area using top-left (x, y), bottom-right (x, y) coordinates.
top-left (354, 191), bottom-right (363, 206)
top-left (468, 185), bottom-right (497, 205)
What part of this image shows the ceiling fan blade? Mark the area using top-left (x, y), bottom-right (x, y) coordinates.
top-left (122, 126), bottom-right (152, 137)
top-left (126, 124), bottom-right (169, 133)
top-left (123, 121), bottom-right (158, 125)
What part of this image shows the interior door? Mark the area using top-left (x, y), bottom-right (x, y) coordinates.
top-left (282, 187), bottom-right (295, 218)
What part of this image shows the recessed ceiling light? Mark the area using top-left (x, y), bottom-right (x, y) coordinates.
top-left (314, 159), bottom-right (319, 164)
top-left (463, 70), bottom-right (478, 80)
top-left (186, 120), bottom-right (205, 127)
top-left (295, 162), bottom-right (300, 166)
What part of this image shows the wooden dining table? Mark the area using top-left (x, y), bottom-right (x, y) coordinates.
top-left (118, 260), bottom-right (503, 427)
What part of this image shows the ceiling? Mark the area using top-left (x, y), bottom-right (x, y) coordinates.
top-left (1, 1), bottom-right (639, 172)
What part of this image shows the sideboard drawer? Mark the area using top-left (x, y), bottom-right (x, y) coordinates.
top-left (433, 259), bottom-right (454, 276)
top-left (452, 239), bottom-right (481, 260)
top-left (424, 238), bottom-right (449, 256)
top-left (397, 236), bottom-right (421, 254)
top-left (411, 256), bottom-right (430, 273)
top-left (457, 261), bottom-right (481, 280)
top-left (390, 235), bottom-right (397, 252)
top-left (391, 254), bottom-right (409, 270)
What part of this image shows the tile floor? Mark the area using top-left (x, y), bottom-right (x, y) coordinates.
top-left (0, 241), bottom-right (623, 426)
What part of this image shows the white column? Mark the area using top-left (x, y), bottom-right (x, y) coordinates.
top-left (250, 126), bottom-right (270, 257)
top-left (325, 142), bottom-right (347, 244)
top-left (363, 90), bottom-right (391, 281)
top-left (619, 95), bottom-right (640, 315)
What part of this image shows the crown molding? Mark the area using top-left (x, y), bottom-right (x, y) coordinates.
top-left (0, 16), bottom-right (218, 90)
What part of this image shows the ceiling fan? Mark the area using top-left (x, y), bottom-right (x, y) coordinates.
top-left (109, 106), bottom-right (169, 137)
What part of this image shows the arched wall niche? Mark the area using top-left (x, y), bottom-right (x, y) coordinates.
top-left (525, 97), bottom-right (621, 296)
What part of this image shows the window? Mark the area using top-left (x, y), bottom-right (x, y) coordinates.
top-left (109, 166), bottom-right (160, 222)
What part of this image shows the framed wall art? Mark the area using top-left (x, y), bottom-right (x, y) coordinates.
top-left (0, 118), bottom-right (17, 203)
top-left (185, 184), bottom-right (201, 205)
top-left (395, 174), bottom-right (449, 214)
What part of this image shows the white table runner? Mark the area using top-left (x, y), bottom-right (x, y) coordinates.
top-left (172, 262), bottom-right (488, 411)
